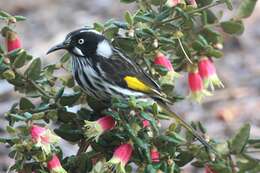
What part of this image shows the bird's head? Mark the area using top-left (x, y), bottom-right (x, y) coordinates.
top-left (47, 28), bottom-right (113, 58)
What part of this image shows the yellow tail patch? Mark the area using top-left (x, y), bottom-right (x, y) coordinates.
top-left (124, 76), bottom-right (151, 93)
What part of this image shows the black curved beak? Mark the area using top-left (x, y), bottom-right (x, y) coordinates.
top-left (47, 41), bottom-right (69, 55)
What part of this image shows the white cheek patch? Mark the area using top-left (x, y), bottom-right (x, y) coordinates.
top-left (73, 47), bottom-right (84, 56)
top-left (96, 40), bottom-right (113, 58)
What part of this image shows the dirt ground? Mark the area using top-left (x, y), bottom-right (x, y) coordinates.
top-left (0, 0), bottom-right (260, 172)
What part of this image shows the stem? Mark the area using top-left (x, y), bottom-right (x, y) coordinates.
top-left (11, 67), bottom-right (54, 99)
top-left (228, 155), bottom-right (237, 173)
top-left (161, 1), bottom-right (224, 24)
top-left (178, 38), bottom-right (193, 64)
top-left (159, 0), bottom-right (163, 12)
top-left (6, 152), bottom-right (17, 173)
top-left (77, 140), bottom-right (90, 156)
top-left (28, 80), bottom-right (53, 99)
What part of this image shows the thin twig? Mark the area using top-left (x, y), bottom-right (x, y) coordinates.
top-left (159, 0), bottom-right (163, 12)
top-left (76, 140), bottom-right (90, 156)
top-left (228, 155), bottom-right (237, 173)
top-left (28, 80), bottom-right (53, 98)
top-left (161, 1), bottom-right (224, 24)
top-left (178, 38), bottom-right (193, 64)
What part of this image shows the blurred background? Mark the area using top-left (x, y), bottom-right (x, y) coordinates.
top-left (0, 0), bottom-right (260, 172)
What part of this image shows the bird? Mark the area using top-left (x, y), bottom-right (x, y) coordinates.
top-left (47, 28), bottom-right (214, 151)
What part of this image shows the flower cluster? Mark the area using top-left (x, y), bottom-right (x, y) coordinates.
top-left (153, 52), bottom-right (223, 102)
top-left (30, 125), bottom-right (66, 172)
top-left (188, 57), bottom-right (223, 102)
top-left (30, 124), bottom-right (60, 155)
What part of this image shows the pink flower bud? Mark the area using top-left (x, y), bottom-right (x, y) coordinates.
top-left (154, 52), bottom-right (174, 71)
top-left (47, 155), bottom-right (67, 173)
top-left (30, 125), bottom-right (59, 154)
top-left (113, 143), bottom-right (133, 165)
top-left (198, 57), bottom-right (224, 90)
top-left (205, 165), bottom-right (217, 173)
top-left (6, 31), bottom-right (22, 52)
top-left (166, 0), bottom-right (182, 7)
top-left (142, 120), bottom-right (150, 128)
top-left (106, 143), bottom-right (133, 173)
top-left (188, 0), bottom-right (197, 8)
top-left (188, 68), bottom-right (211, 102)
top-left (98, 115), bottom-right (115, 131)
top-left (150, 148), bottom-right (160, 163)
top-left (84, 115), bottom-right (115, 141)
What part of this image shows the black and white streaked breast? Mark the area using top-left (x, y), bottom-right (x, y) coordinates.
top-left (71, 55), bottom-right (145, 101)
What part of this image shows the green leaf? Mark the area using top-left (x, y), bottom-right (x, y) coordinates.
top-left (0, 10), bottom-right (11, 18)
top-left (103, 25), bottom-right (119, 39)
top-left (9, 114), bottom-right (27, 121)
top-left (0, 45), bottom-right (4, 54)
top-left (224, 0), bottom-right (233, 10)
top-left (25, 58), bottom-right (42, 80)
top-left (237, 154), bottom-right (259, 172)
top-left (55, 87), bottom-right (65, 101)
top-left (54, 124), bottom-right (83, 142)
top-left (145, 164), bottom-right (156, 173)
top-left (2, 69), bottom-right (15, 80)
top-left (151, 0), bottom-right (165, 5)
top-left (124, 11), bottom-right (134, 26)
top-left (57, 110), bottom-right (77, 123)
top-left (13, 51), bottom-right (27, 68)
top-left (134, 15), bottom-right (154, 23)
top-left (120, 0), bottom-right (136, 3)
top-left (204, 10), bottom-right (219, 24)
top-left (196, 0), bottom-right (213, 6)
top-left (19, 97), bottom-right (35, 110)
top-left (60, 53), bottom-right (70, 64)
top-left (59, 92), bottom-right (81, 106)
top-left (205, 47), bottom-right (224, 58)
top-left (94, 22), bottom-right (104, 32)
top-left (229, 123), bottom-right (250, 154)
top-left (176, 151), bottom-right (194, 167)
top-left (210, 161), bottom-right (232, 173)
top-left (236, 0), bottom-right (257, 19)
top-left (220, 20), bottom-right (245, 35)
top-left (14, 15), bottom-right (26, 21)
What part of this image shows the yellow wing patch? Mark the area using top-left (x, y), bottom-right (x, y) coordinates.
top-left (124, 76), bottom-right (152, 93)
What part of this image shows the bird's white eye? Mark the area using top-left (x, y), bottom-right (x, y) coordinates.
top-left (78, 39), bottom-right (84, 44)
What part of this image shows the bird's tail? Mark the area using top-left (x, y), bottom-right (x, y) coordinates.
top-left (157, 101), bottom-right (216, 153)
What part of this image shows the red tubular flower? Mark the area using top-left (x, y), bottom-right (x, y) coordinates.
top-left (5, 31), bottom-right (22, 52)
top-left (150, 148), bottom-right (160, 163)
top-left (154, 52), bottom-right (174, 71)
top-left (166, 0), bottom-right (182, 7)
top-left (154, 52), bottom-right (179, 85)
top-left (198, 57), bottom-right (224, 90)
top-left (107, 143), bottom-right (133, 173)
top-left (30, 125), bottom-right (59, 154)
top-left (142, 120), bottom-right (150, 128)
top-left (188, 0), bottom-right (197, 8)
top-left (47, 155), bottom-right (67, 173)
top-left (84, 115), bottom-right (116, 141)
top-left (188, 68), bottom-right (211, 102)
top-left (205, 165), bottom-right (217, 173)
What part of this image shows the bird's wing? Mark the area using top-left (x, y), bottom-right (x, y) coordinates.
top-left (96, 49), bottom-right (216, 152)
top-left (96, 48), bottom-right (163, 96)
